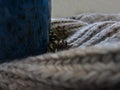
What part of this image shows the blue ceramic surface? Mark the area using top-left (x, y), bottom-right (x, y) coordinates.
top-left (0, 0), bottom-right (51, 62)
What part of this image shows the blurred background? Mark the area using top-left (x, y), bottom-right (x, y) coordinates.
top-left (52, 0), bottom-right (120, 17)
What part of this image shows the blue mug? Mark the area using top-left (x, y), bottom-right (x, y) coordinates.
top-left (0, 0), bottom-right (51, 62)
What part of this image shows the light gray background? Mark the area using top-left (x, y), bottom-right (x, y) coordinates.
top-left (52, 0), bottom-right (120, 17)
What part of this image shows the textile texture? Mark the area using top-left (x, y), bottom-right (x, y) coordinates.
top-left (0, 13), bottom-right (120, 90)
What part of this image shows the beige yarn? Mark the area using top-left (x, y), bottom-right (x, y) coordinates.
top-left (0, 13), bottom-right (120, 90)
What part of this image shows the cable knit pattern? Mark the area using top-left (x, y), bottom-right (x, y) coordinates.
top-left (0, 13), bottom-right (120, 90)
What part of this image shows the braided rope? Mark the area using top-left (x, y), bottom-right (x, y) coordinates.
top-left (0, 13), bottom-right (120, 90)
